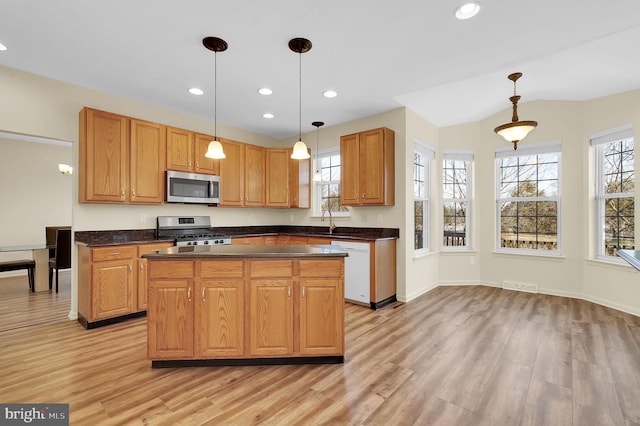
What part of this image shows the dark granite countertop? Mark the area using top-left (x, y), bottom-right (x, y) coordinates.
top-left (142, 244), bottom-right (348, 259)
top-left (75, 225), bottom-right (399, 247)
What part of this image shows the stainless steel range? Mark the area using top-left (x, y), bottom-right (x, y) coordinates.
top-left (157, 216), bottom-right (231, 246)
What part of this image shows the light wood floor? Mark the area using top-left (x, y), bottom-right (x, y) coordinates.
top-left (1, 275), bottom-right (640, 425)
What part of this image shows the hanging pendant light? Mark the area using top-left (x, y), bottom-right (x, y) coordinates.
top-left (289, 37), bottom-right (312, 160)
top-left (203, 36), bottom-right (227, 159)
top-left (311, 121), bottom-right (324, 181)
top-left (494, 72), bottom-right (538, 150)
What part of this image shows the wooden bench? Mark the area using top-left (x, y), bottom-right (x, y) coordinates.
top-left (0, 259), bottom-right (35, 291)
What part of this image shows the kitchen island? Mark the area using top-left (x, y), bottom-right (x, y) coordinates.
top-left (143, 244), bottom-right (348, 367)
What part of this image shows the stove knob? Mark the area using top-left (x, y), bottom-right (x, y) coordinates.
top-left (204, 240), bottom-right (209, 245)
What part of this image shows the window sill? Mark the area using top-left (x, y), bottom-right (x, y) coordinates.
top-left (441, 250), bottom-right (478, 256)
top-left (492, 250), bottom-right (566, 262)
top-left (413, 250), bottom-right (437, 261)
top-left (585, 258), bottom-right (634, 272)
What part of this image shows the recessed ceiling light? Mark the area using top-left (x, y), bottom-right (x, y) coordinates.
top-left (188, 87), bottom-right (204, 95)
top-left (262, 113), bottom-right (274, 119)
top-left (0, 42), bottom-right (7, 51)
top-left (258, 88), bottom-right (273, 95)
top-left (455, 2), bottom-right (481, 20)
top-left (323, 90), bottom-right (338, 98)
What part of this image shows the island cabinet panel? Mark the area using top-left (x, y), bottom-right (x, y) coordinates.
top-left (137, 242), bottom-right (173, 311)
top-left (196, 279), bottom-right (244, 358)
top-left (249, 279), bottom-right (294, 356)
top-left (299, 279), bottom-right (344, 355)
top-left (147, 279), bottom-right (194, 359)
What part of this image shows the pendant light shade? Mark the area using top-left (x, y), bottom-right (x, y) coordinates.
top-left (203, 36), bottom-right (227, 159)
top-left (289, 37), bottom-right (312, 160)
top-left (494, 72), bottom-right (537, 150)
top-left (311, 121), bottom-right (324, 181)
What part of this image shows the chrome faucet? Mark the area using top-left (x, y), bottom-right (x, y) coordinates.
top-left (321, 207), bottom-right (337, 234)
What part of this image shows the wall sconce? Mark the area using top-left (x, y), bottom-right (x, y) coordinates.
top-left (58, 163), bottom-right (73, 175)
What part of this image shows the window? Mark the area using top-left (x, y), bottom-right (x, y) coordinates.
top-left (442, 151), bottom-right (473, 249)
top-left (414, 142), bottom-right (434, 252)
top-left (496, 141), bottom-right (561, 254)
top-left (591, 125), bottom-right (635, 259)
top-left (313, 149), bottom-right (349, 216)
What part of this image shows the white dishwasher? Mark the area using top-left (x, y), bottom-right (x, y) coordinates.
top-left (331, 241), bottom-right (370, 305)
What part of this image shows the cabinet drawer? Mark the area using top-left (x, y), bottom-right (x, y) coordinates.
top-left (249, 260), bottom-right (293, 278)
top-left (138, 242), bottom-right (173, 256)
top-left (199, 260), bottom-right (244, 278)
top-left (148, 260), bottom-right (194, 279)
top-left (92, 246), bottom-right (135, 262)
top-left (300, 259), bottom-right (343, 278)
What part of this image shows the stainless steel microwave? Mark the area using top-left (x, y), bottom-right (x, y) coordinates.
top-left (166, 170), bottom-right (220, 204)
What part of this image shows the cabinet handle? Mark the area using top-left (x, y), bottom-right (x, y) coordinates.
top-left (110, 252), bottom-right (120, 256)
top-left (202, 288), bottom-right (205, 301)
top-left (188, 287), bottom-right (192, 302)
top-left (288, 286), bottom-right (291, 299)
top-left (140, 263), bottom-right (143, 271)
top-left (121, 189), bottom-right (125, 198)
top-left (196, 161), bottom-right (200, 167)
top-left (188, 160), bottom-right (192, 168)
top-left (132, 189), bottom-right (136, 198)
top-left (129, 264), bottom-right (132, 272)
top-left (362, 193), bottom-right (365, 199)
top-left (302, 287), bottom-right (305, 299)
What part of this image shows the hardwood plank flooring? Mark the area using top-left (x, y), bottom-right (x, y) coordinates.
top-left (1, 281), bottom-right (640, 425)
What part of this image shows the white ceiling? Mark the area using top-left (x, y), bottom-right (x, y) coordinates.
top-left (1, 0), bottom-right (639, 139)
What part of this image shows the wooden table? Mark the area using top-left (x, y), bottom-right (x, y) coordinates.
top-left (0, 244), bottom-right (51, 292)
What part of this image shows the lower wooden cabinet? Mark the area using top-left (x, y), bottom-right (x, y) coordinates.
top-left (147, 257), bottom-right (344, 361)
top-left (77, 242), bottom-right (172, 328)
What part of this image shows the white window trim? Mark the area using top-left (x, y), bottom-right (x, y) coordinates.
top-left (312, 147), bottom-right (350, 218)
top-left (414, 141), bottom-right (435, 255)
top-left (495, 140), bottom-right (563, 256)
top-left (591, 125), bottom-right (634, 261)
top-left (442, 151), bottom-right (474, 251)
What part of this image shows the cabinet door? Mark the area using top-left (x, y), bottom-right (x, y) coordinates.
top-left (194, 133), bottom-right (219, 175)
top-left (80, 108), bottom-right (128, 203)
top-left (266, 149), bottom-right (290, 207)
top-left (130, 119), bottom-right (166, 204)
top-left (147, 279), bottom-right (194, 359)
top-left (137, 243), bottom-right (173, 311)
top-left (360, 128), bottom-right (386, 205)
top-left (244, 144), bottom-right (266, 207)
top-left (219, 139), bottom-right (245, 206)
top-left (299, 278), bottom-right (344, 355)
top-left (290, 151), bottom-right (310, 208)
top-left (340, 133), bottom-right (360, 206)
top-left (249, 279), bottom-right (294, 356)
top-left (195, 279), bottom-right (244, 357)
top-left (91, 260), bottom-right (134, 320)
top-left (166, 127), bottom-right (194, 172)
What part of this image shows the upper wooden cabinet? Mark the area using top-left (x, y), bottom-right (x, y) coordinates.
top-left (218, 140), bottom-right (266, 207)
top-left (166, 127), bottom-right (219, 175)
top-left (265, 148), bottom-right (310, 208)
top-left (340, 127), bottom-right (395, 206)
top-left (244, 144), bottom-right (266, 207)
top-left (79, 107), bottom-right (165, 204)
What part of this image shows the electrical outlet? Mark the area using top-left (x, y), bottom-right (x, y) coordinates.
top-left (377, 214), bottom-right (383, 223)
top-left (139, 213), bottom-right (146, 223)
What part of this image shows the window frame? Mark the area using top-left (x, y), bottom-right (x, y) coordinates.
top-left (495, 140), bottom-right (563, 256)
top-left (442, 151), bottom-right (474, 251)
top-left (591, 124), bottom-right (635, 261)
top-left (312, 147), bottom-right (350, 218)
top-left (414, 141), bottom-right (434, 254)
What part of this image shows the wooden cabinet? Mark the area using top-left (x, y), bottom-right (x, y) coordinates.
top-left (219, 139), bottom-right (244, 206)
top-left (196, 260), bottom-right (245, 357)
top-left (166, 127), bottom-right (219, 175)
top-left (244, 144), bottom-right (266, 206)
top-left (299, 260), bottom-right (344, 355)
top-left (77, 242), bottom-right (172, 328)
top-left (87, 245), bottom-right (136, 321)
top-left (80, 107), bottom-right (166, 204)
top-left (340, 127), bottom-right (395, 206)
top-left (137, 242), bottom-right (173, 311)
top-left (265, 148), bottom-right (310, 208)
top-left (147, 257), bottom-right (344, 363)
